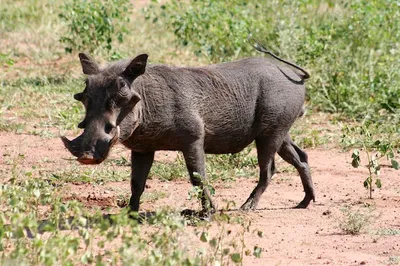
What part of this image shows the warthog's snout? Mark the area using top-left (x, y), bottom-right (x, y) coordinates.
top-left (61, 126), bottom-right (120, 165)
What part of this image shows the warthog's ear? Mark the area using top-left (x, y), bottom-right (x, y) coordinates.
top-left (79, 53), bottom-right (100, 75)
top-left (122, 54), bottom-right (148, 82)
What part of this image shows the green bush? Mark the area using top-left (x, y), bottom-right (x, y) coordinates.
top-left (146, 0), bottom-right (262, 62)
top-left (59, 0), bottom-right (131, 56)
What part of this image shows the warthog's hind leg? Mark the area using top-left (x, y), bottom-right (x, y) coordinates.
top-left (278, 135), bottom-right (315, 208)
top-left (240, 136), bottom-right (280, 211)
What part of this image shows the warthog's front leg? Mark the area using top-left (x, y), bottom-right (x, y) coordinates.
top-left (182, 139), bottom-right (216, 215)
top-left (129, 151), bottom-right (155, 213)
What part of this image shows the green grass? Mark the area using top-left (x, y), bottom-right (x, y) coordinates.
top-left (141, 191), bottom-right (169, 203)
top-left (149, 150), bottom-right (258, 182)
top-left (150, 157), bottom-right (188, 181)
top-left (0, 118), bottom-right (25, 133)
top-left (49, 166), bottom-right (130, 184)
top-left (0, 78), bottom-right (85, 134)
top-left (375, 228), bottom-right (400, 236)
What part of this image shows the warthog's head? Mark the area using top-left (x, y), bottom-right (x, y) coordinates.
top-left (61, 53), bottom-right (148, 164)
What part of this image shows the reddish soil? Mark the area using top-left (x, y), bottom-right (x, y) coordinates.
top-left (1, 131), bottom-right (400, 265)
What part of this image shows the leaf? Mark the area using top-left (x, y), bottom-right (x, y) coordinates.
top-left (223, 248), bottom-right (230, 255)
top-left (253, 246), bottom-right (262, 258)
top-left (375, 179), bottom-right (382, 189)
top-left (209, 237), bottom-right (217, 248)
top-left (363, 178), bottom-right (369, 188)
top-left (230, 253), bottom-right (242, 263)
top-left (391, 159), bottom-right (399, 170)
top-left (351, 149), bottom-right (360, 168)
top-left (200, 231), bottom-right (208, 242)
top-left (33, 189), bottom-right (40, 198)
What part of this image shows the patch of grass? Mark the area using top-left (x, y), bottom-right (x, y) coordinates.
top-left (50, 166), bottom-right (130, 184)
top-left (0, 78), bottom-right (85, 133)
top-left (375, 228), bottom-right (400, 236)
top-left (149, 148), bottom-right (258, 183)
top-left (342, 123), bottom-right (399, 199)
top-left (274, 176), bottom-right (294, 184)
top-left (141, 191), bottom-right (169, 204)
top-left (115, 193), bottom-right (129, 208)
top-left (291, 112), bottom-right (339, 148)
top-left (338, 206), bottom-right (376, 235)
top-left (0, 118), bottom-right (25, 133)
top-left (207, 146), bottom-right (258, 182)
top-left (0, 52), bottom-right (14, 66)
top-left (107, 156), bottom-right (130, 167)
top-left (0, 175), bottom-right (263, 265)
top-left (275, 159), bottom-right (296, 175)
top-left (388, 257), bottom-right (400, 265)
top-left (150, 158), bottom-right (187, 181)
top-left (0, 0), bottom-right (59, 31)
top-left (0, 0), bottom-right (65, 66)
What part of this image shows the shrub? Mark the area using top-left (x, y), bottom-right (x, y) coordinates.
top-left (59, 0), bottom-right (131, 56)
top-left (339, 206), bottom-right (375, 235)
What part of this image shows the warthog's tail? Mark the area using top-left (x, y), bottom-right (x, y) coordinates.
top-left (248, 37), bottom-right (310, 80)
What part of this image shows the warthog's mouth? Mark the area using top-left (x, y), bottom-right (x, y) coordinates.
top-left (61, 126), bottom-right (120, 165)
top-left (76, 153), bottom-right (104, 165)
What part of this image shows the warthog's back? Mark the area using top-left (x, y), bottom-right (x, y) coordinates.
top-left (123, 57), bottom-right (306, 154)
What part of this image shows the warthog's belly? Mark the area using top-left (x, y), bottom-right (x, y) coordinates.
top-left (203, 129), bottom-right (256, 154)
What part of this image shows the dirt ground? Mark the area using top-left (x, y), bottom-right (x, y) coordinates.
top-left (1, 131), bottom-right (400, 265)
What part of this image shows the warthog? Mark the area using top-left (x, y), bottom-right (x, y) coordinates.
top-left (62, 44), bottom-right (315, 214)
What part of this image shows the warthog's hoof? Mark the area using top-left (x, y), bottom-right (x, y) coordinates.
top-left (294, 195), bottom-right (315, 209)
top-left (239, 199), bottom-right (257, 211)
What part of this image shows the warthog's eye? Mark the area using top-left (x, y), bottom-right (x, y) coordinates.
top-left (116, 78), bottom-right (131, 99)
top-left (118, 86), bottom-right (130, 98)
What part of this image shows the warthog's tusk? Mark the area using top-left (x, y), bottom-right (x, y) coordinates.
top-left (110, 126), bottom-right (120, 147)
